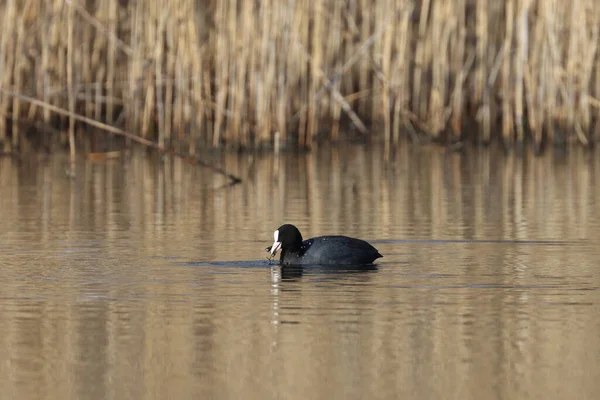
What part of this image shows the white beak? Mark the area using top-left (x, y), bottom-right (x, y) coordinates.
top-left (270, 241), bottom-right (282, 256)
top-left (270, 229), bottom-right (282, 256)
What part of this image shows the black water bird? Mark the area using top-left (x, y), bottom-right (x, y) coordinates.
top-left (266, 224), bottom-right (382, 266)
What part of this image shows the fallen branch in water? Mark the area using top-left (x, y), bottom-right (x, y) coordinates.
top-left (0, 90), bottom-right (242, 184)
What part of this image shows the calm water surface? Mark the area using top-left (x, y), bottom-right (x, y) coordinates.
top-left (1, 145), bottom-right (600, 400)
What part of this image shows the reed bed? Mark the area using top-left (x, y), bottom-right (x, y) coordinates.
top-left (0, 0), bottom-right (599, 156)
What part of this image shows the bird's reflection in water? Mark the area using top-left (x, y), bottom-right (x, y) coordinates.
top-left (268, 264), bottom-right (379, 332)
top-left (279, 264), bottom-right (378, 281)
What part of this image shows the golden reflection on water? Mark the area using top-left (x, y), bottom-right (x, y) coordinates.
top-left (0, 145), bottom-right (600, 400)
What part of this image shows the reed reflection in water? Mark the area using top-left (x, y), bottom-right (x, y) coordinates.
top-left (0, 144), bottom-right (599, 400)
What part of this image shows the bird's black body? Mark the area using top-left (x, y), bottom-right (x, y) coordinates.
top-left (268, 224), bottom-right (382, 266)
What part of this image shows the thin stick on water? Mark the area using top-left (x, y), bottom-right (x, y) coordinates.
top-left (0, 90), bottom-right (242, 184)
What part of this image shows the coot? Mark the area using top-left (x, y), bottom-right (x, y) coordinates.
top-left (267, 224), bottom-right (382, 266)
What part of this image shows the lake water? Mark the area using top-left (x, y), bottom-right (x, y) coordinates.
top-left (1, 145), bottom-right (599, 400)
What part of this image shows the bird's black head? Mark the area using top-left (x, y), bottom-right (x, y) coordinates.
top-left (268, 224), bottom-right (304, 260)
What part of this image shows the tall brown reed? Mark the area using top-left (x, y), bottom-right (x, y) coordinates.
top-left (0, 0), bottom-right (598, 154)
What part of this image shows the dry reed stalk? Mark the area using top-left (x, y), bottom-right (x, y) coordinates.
top-left (502, 0), bottom-right (515, 144)
top-left (228, 0), bottom-right (250, 147)
top-left (226, 0), bottom-right (238, 146)
top-left (212, 0), bottom-right (229, 147)
top-left (0, 0), bottom-right (17, 153)
top-left (595, 3), bottom-right (600, 141)
top-left (172, 60), bottom-right (185, 141)
top-left (90, 3), bottom-right (107, 125)
top-left (596, 68), bottom-right (600, 142)
top-left (475, 0), bottom-right (489, 142)
top-left (380, 0), bottom-right (393, 147)
top-left (514, 0), bottom-right (529, 145)
top-left (81, 16), bottom-right (93, 121)
top-left (286, 2), bottom-right (303, 145)
top-left (90, 5), bottom-right (106, 82)
top-left (573, 0), bottom-right (598, 144)
top-left (307, 0), bottom-right (324, 147)
top-left (358, 0), bottom-right (372, 117)
top-left (162, 3), bottom-right (177, 146)
top-left (370, 1), bottom-right (383, 125)
top-left (127, 0), bottom-right (142, 137)
top-left (450, 0), bottom-right (466, 139)
top-left (12, 0), bottom-right (32, 151)
top-left (254, 1), bottom-right (267, 147)
top-left (533, 41), bottom-right (546, 149)
top-left (202, 68), bottom-right (212, 142)
top-left (542, 0), bottom-right (558, 143)
top-left (170, 1), bottom-right (187, 144)
top-left (391, 1), bottom-right (412, 144)
top-left (39, 1), bottom-right (55, 129)
top-left (427, 1), bottom-right (448, 137)
top-left (155, 10), bottom-right (168, 148)
top-left (141, 2), bottom-right (157, 139)
top-left (94, 77), bottom-right (103, 123)
top-left (187, 0), bottom-right (204, 154)
top-left (23, 1), bottom-right (38, 130)
top-left (106, 0), bottom-right (118, 126)
top-left (412, 0), bottom-right (432, 118)
top-left (67, 1), bottom-right (75, 171)
top-left (52, 0), bottom-right (65, 113)
top-left (327, 2), bottom-right (342, 141)
top-left (276, 1), bottom-right (290, 147)
top-left (141, 71), bottom-right (155, 139)
top-left (256, 1), bottom-right (277, 147)
top-left (565, 1), bottom-right (578, 142)
top-left (261, 44), bottom-right (276, 147)
top-left (329, 81), bottom-right (342, 141)
top-left (551, 2), bottom-right (573, 143)
top-left (244, 4), bottom-right (255, 148)
top-left (172, 7), bottom-right (184, 143)
top-left (523, 0), bottom-right (544, 149)
top-left (29, 0), bottom-right (43, 123)
top-left (295, 0), bottom-right (309, 147)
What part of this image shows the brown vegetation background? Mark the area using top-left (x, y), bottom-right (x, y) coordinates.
top-left (0, 0), bottom-right (599, 155)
